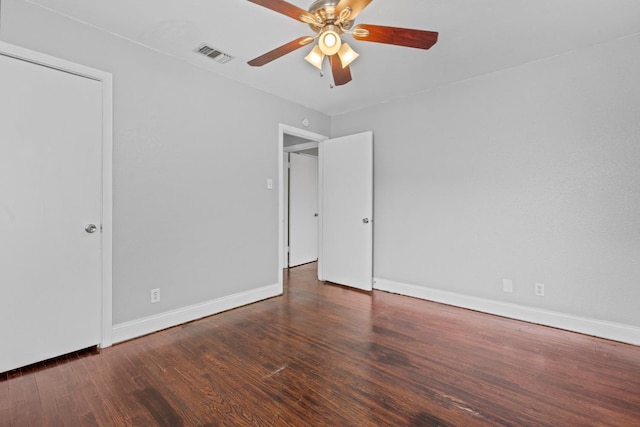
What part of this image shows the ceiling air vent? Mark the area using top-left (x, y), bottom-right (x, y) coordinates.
top-left (194, 44), bottom-right (233, 64)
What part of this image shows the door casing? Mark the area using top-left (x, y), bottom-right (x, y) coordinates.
top-left (278, 124), bottom-right (327, 288)
top-left (0, 42), bottom-right (113, 348)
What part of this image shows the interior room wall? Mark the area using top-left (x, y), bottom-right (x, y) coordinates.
top-left (0, 0), bottom-right (330, 329)
top-left (332, 34), bottom-right (640, 334)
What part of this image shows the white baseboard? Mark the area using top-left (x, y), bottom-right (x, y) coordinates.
top-left (374, 278), bottom-right (640, 346)
top-left (111, 283), bottom-right (281, 344)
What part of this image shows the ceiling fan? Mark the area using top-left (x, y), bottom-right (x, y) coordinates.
top-left (247, 0), bottom-right (439, 86)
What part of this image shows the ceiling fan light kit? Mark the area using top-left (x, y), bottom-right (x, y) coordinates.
top-left (337, 43), bottom-right (359, 68)
top-left (247, 0), bottom-right (438, 86)
top-left (304, 45), bottom-right (325, 69)
top-left (318, 27), bottom-right (342, 55)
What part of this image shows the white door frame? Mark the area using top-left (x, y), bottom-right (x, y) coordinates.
top-left (0, 42), bottom-right (114, 348)
top-left (284, 139), bottom-right (320, 269)
top-left (278, 124), bottom-right (327, 288)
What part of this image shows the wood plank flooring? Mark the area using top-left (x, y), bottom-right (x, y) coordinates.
top-left (2, 262), bottom-right (640, 426)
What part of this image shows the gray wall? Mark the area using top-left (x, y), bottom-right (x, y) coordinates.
top-left (332, 34), bottom-right (640, 327)
top-left (3, 0), bottom-right (639, 334)
top-left (0, 0), bottom-right (330, 325)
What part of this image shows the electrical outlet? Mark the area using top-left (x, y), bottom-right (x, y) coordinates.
top-left (502, 279), bottom-right (513, 293)
top-left (151, 288), bottom-right (160, 303)
top-left (535, 283), bottom-right (545, 297)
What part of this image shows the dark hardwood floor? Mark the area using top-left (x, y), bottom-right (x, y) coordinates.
top-left (2, 262), bottom-right (640, 426)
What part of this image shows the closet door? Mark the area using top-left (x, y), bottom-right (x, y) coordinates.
top-left (0, 51), bottom-right (103, 372)
top-left (289, 153), bottom-right (318, 267)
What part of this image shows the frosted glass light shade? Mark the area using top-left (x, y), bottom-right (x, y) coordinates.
top-left (304, 45), bottom-right (325, 70)
top-left (337, 43), bottom-right (359, 68)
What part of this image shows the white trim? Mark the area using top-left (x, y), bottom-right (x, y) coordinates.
top-left (374, 278), bottom-right (640, 346)
top-left (317, 142), bottom-right (325, 281)
top-left (112, 283), bottom-right (281, 344)
top-left (100, 71), bottom-right (114, 348)
top-left (284, 141), bottom-right (319, 153)
top-left (278, 124), bottom-right (327, 288)
top-left (0, 42), bottom-right (114, 349)
top-left (0, 41), bottom-right (107, 82)
top-left (284, 152), bottom-right (289, 269)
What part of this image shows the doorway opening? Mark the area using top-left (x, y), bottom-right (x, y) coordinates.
top-left (285, 137), bottom-right (319, 269)
top-left (278, 124), bottom-right (327, 289)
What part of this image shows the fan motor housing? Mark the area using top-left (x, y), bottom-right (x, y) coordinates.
top-left (308, 0), bottom-right (354, 32)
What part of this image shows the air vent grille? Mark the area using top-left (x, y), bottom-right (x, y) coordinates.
top-left (194, 44), bottom-right (233, 64)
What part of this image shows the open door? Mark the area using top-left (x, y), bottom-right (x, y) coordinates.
top-left (319, 131), bottom-right (373, 291)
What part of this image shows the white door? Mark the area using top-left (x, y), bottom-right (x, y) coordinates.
top-left (319, 131), bottom-right (373, 291)
top-left (288, 152), bottom-right (318, 267)
top-left (0, 52), bottom-right (103, 372)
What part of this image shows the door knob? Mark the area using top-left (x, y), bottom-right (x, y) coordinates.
top-left (362, 218), bottom-right (370, 224)
top-left (85, 224), bottom-right (98, 234)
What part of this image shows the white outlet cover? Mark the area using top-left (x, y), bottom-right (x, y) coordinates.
top-left (502, 279), bottom-right (513, 293)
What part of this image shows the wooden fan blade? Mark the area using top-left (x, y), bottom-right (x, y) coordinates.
top-left (247, 0), bottom-right (317, 24)
top-left (353, 24), bottom-right (438, 50)
top-left (248, 37), bottom-right (314, 67)
top-left (335, 0), bottom-right (373, 21)
top-left (329, 54), bottom-right (352, 86)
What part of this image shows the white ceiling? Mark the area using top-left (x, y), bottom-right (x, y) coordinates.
top-left (25, 0), bottom-right (640, 116)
